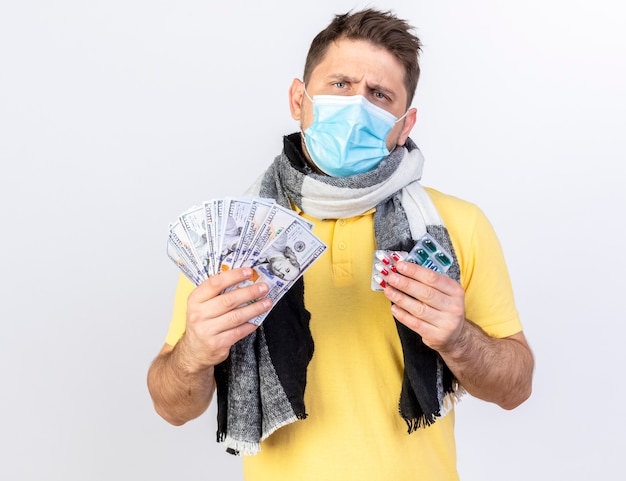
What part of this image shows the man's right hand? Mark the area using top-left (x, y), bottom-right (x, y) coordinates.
top-left (147, 267), bottom-right (272, 425)
top-left (183, 267), bottom-right (272, 368)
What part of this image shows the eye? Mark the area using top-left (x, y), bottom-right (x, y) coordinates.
top-left (333, 82), bottom-right (348, 89)
top-left (373, 91), bottom-right (389, 101)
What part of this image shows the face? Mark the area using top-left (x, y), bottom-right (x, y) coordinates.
top-left (289, 38), bottom-right (417, 155)
top-left (269, 256), bottom-right (300, 281)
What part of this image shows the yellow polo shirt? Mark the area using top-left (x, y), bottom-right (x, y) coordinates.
top-left (165, 187), bottom-right (522, 480)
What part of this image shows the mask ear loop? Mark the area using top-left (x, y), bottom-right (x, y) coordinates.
top-left (303, 84), bottom-right (314, 103)
top-left (298, 84), bottom-right (319, 174)
top-left (395, 109), bottom-right (410, 124)
top-left (300, 84), bottom-right (313, 141)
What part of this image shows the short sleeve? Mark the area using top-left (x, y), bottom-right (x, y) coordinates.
top-left (164, 274), bottom-right (195, 346)
top-left (426, 188), bottom-right (523, 338)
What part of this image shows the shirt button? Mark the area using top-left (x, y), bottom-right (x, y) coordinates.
top-left (339, 219), bottom-right (347, 226)
top-left (338, 242), bottom-right (347, 250)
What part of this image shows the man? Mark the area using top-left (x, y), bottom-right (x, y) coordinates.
top-left (148, 9), bottom-right (534, 480)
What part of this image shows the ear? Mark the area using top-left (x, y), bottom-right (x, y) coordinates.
top-left (397, 107), bottom-right (418, 146)
top-left (289, 78), bottom-right (305, 120)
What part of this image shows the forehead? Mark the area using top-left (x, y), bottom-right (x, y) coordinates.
top-left (309, 38), bottom-right (407, 95)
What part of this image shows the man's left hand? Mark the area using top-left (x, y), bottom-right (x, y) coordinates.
top-left (384, 260), bottom-right (466, 354)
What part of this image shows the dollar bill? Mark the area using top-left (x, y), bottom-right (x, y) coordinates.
top-left (219, 198), bottom-right (253, 272)
top-left (168, 220), bottom-right (206, 281)
top-left (243, 204), bottom-right (314, 266)
top-left (203, 199), bottom-right (224, 273)
top-left (232, 198), bottom-right (276, 268)
top-left (200, 201), bottom-right (217, 276)
top-left (167, 232), bottom-right (202, 286)
top-left (179, 205), bottom-right (212, 278)
top-left (241, 217), bottom-right (327, 325)
top-left (167, 196), bottom-right (327, 325)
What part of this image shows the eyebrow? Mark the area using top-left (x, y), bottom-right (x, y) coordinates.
top-left (327, 74), bottom-right (396, 99)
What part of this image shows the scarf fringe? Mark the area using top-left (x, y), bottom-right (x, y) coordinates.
top-left (446, 383), bottom-right (466, 407)
top-left (260, 414), bottom-right (300, 442)
top-left (404, 414), bottom-right (438, 433)
top-left (402, 388), bottom-right (466, 434)
top-left (218, 435), bottom-right (262, 457)
top-left (218, 413), bottom-right (304, 456)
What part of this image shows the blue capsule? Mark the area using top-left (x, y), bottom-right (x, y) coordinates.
top-left (436, 252), bottom-right (451, 267)
top-left (422, 238), bottom-right (438, 252)
top-left (412, 248), bottom-right (429, 265)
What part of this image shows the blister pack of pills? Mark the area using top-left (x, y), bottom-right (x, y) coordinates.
top-left (406, 233), bottom-right (452, 273)
top-left (371, 250), bottom-right (407, 290)
top-left (371, 233), bottom-right (453, 291)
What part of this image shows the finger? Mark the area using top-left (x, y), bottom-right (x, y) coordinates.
top-left (190, 268), bottom-right (256, 303)
top-left (183, 298), bottom-right (271, 368)
top-left (395, 261), bottom-right (459, 295)
top-left (218, 319), bottom-right (259, 352)
top-left (385, 270), bottom-right (443, 311)
top-left (219, 297), bottom-right (273, 334)
top-left (384, 284), bottom-right (434, 322)
top-left (200, 296), bottom-right (272, 351)
top-left (388, 263), bottom-right (464, 312)
top-left (187, 281), bottom-right (270, 331)
top-left (211, 281), bottom-right (270, 318)
top-left (184, 292), bottom-right (273, 366)
top-left (389, 302), bottom-right (442, 349)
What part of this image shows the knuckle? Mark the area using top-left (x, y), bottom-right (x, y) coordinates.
top-left (420, 286), bottom-right (436, 301)
top-left (206, 273), bottom-right (225, 289)
top-left (186, 307), bottom-right (202, 326)
top-left (226, 306), bottom-right (246, 327)
top-left (394, 274), bottom-right (411, 290)
top-left (424, 269), bottom-right (440, 284)
top-left (413, 301), bottom-right (426, 317)
top-left (199, 275), bottom-right (228, 299)
top-left (218, 291), bottom-right (236, 310)
top-left (450, 303), bottom-right (464, 318)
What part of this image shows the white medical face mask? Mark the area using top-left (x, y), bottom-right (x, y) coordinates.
top-left (302, 89), bottom-right (407, 177)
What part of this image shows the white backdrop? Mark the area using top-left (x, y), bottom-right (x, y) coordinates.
top-left (1, 1), bottom-right (624, 480)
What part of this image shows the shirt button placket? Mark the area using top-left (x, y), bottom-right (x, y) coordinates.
top-left (332, 218), bottom-right (351, 279)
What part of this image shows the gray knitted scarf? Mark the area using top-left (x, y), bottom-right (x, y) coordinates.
top-left (214, 134), bottom-right (461, 455)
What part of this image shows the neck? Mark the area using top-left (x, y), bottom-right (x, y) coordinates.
top-left (298, 133), bottom-right (326, 175)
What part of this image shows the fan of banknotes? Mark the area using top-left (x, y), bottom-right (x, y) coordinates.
top-left (167, 197), bottom-right (327, 325)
